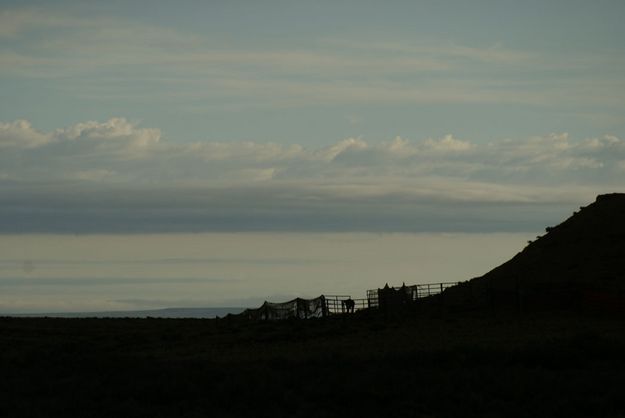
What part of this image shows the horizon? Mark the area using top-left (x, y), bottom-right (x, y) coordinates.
top-left (1, 1), bottom-right (624, 312)
top-left (2, 231), bottom-right (538, 314)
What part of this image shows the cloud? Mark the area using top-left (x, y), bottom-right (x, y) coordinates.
top-left (2, 118), bottom-right (623, 185)
top-left (3, 7), bottom-right (623, 109)
top-left (54, 117), bottom-right (161, 159)
top-left (423, 134), bottom-right (473, 152)
top-left (0, 118), bottom-right (623, 233)
top-left (0, 117), bottom-right (159, 153)
top-left (0, 119), bottom-right (50, 148)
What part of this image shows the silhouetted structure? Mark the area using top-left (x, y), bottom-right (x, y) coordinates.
top-left (377, 283), bottom-right (410, 311)
top-left (236, 296), bottom-right (328, 320)
top-left (367, 282), bottom-right (459, 309)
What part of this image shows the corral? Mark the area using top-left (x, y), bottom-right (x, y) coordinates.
top-left (231, 281), bottom-right (461, 320)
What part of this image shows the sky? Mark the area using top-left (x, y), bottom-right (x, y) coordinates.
top-left (1, 0), bottom-right (624, 312)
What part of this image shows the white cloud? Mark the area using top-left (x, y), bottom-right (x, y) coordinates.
top-left (191, 141), bottom-right (304, 162)
top-left (0, 119), bottom-right (50, 148)
top-left (318, 137), bottom-right (368, 161)
top-left (1, 119), bottom-right (624, 189)
top-left (581, 134), bottom-right (624, 150)
top-left (56, 117), bottom-right (160, 151)
top-left (2, 118), bottom-right (623, 233)
top-left (423, 134), bottom-right (473, 152)
top-left (0, 117), bottom-right (622, 216)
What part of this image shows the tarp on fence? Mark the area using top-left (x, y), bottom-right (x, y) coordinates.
top-left (236, 296), bottom-right (328, 320)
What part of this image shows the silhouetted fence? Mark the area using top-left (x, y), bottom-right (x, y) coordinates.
top-left (326, 283), bottom-right (461, 314)
top-left (228, 282), bottom-right (464, 321)
top-left (366, 282), bottom-right (460, 308)
top-left (324, 295), bottom-right (369, 314)
top-left (228, 281), bottom-right (625, 322)
top-left (235, 296), bottom-right (328, 320)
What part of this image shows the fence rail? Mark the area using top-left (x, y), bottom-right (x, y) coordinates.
top-left (324, 295), bottom-right (369, 314)
top-left (366, 282), bottom-right (459, 306)
top-left (325, 282), bottom-right (461, 315)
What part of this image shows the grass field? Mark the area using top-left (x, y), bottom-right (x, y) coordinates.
top-left (2, 309), bottom-right (625, 417)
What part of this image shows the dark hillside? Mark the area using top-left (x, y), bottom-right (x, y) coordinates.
top-left (445, 193), bottom-right (625, 310)
top-left (2, 313), bottom-right (625, 418)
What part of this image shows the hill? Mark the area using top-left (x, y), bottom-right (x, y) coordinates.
top-left (444, 193), bottom-right (625, 310)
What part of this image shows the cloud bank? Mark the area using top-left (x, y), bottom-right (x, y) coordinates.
top-left (1, 118), bottom-right (623, 233)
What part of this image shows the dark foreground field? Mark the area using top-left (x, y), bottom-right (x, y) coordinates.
top-left (2, 310), bottom-right (625, 418)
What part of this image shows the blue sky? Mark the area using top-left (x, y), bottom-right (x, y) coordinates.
top-left (2, 0), bottom-right (624, 232)
top-left (1, 0), bottom-right (624, 145)
top-left (1, 1), bottom-right (624, 311)
top-left (0, 1), bottom-right (625, 233)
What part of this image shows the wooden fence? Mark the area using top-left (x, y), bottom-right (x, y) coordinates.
top-left (324, 282), bottom-right (460, 315)
top-left (324, 295), bottom-right (370, 314)
top-left (366, 282), bottom-right (459, 308)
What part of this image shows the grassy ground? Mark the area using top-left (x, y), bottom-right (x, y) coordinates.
top-left (1, 309), bottom-right (625, 417)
